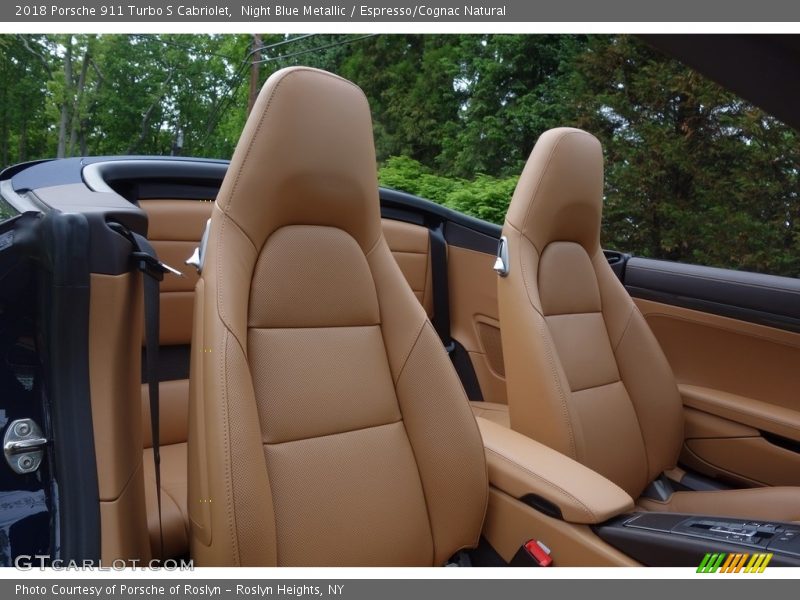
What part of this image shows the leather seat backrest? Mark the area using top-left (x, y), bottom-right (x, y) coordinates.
top-left (498, 127), bottom-right (684, 498)
top-left (188, 67), bottom-right (487, 566)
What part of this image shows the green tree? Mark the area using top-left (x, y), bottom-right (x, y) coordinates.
top-left (379, 155), bottom-right (518, 224)
top-left (0, 36), bottom-right (52, 166)
top-left (1, 33), bottom-right (796, 276)
top-left (443, 35), bottom-right (583, 177)
top-left (566, 35), bottom-right (800, 275)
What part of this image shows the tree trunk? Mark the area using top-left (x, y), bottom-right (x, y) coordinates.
top-left (248, 33), bottom-right (262, 116)
top-left (79, 121), bottom-right (88, 156)
top-left (68, 48), bottom-right (90, 157)
top-left (56, 38), bottom-right (73, 159)
top-left (125, 69), bottom-right (174, 154)
top-left (1, 83), bottom-right (8, 168)
top-left (18, 119), bottom-right (27, 163)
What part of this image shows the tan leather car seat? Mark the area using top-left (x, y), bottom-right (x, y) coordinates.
top-left (498, 127), bottom-right (800, 522)
top-left (138, 205), bottom-right (436, 559)
top-left (187, 67), bottom-right (488, 566)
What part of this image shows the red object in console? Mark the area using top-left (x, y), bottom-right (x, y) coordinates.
top-left (524, 539), bottom-right (553, 567)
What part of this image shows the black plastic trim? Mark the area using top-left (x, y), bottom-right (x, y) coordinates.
top-left (36, 212), bottom-right (100, 563)
top-left (379, 187), bottom-right (502, 243)
top-left (82, 159), bottom-right (229, 195)
top-left (760, 430), bottom-right (800, 455)
top-left (0, 159), bottom-right (54, 181)
top-left (429, 223), bottom-right (454, 351)
top-left (449, 340), bottom-right (483, 402)
top-left (134, 182), bottom-right (220, 202)
top-left (445, 221), bottom-right (501, 255)
top-left (13, 155), bottom-right (507, 254)
top-left (674, 470), bottom-right (733, 492)
top-left (141, 344), bottom-right (191, 383)
top-left (519, 493), bottom-right (564, 520)
top-left (29, 185), bottom-right (145, 275)
top-left (467, 536), bottom-right (510, 567)
top-left (604, 249), bottom-right (631, 282)
top-left (595, 513), bottom-right (800, 567)
top-left (508, 545), bottom-right (548, 567)
top-left (626, 257), bottom-right (800, 333)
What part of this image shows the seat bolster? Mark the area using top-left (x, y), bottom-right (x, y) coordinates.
top-left (498, 227), bottom-right (580, 460)
top-left (370, 240), bottom-right (488, 565)
top-left (638, 487), bottom-right (800, 523)
top-left (189, 235), bottom-right (278, 566)
top-left (593, 251), bottom-right (684, 485)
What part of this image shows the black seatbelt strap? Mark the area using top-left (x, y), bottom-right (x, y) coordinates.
top-left (132, 232), bottom-right (166, 560)
top-left (109, 222), bottom-right (178, 560)
top-left (429, 222), bottom-right (454, 354)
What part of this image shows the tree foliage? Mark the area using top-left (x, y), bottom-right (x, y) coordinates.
top-left (0, 34), bottom-right (797, 276)
top-left (566, 36), bottom-right (800, 275)
top-left (379, 155), bottom-right (518, 225)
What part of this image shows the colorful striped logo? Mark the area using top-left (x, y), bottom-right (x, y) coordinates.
top-left (697, 552), bottom-right (773, 573)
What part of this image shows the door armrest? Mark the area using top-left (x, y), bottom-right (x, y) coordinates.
top-left (680, 383), bottom-right (800, 442)
top-left (476, 417), bottom-right (635, 524)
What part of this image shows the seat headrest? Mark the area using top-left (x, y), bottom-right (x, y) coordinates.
top-left (216, 66), bottom-right (381, 252)
top-left (506, 127), bottom-right (603, 253)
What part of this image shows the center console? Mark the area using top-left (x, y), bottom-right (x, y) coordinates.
top-left (595, 512), bottom-right (800, 567)
top-left (474, 415), bottom-right (800, 567)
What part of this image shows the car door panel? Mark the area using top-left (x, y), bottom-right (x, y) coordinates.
top-left (629, 263), bottom-right (800, 487)
top-left (626, 257), bottom-right (800, 332)
top-left (448, 245), bottom-right (507, 406)
top-left (684, 436), bottom-right (800, 488)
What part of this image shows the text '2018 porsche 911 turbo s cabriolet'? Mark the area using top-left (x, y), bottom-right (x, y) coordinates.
top-left (0, 38), bottom-right (799, 569)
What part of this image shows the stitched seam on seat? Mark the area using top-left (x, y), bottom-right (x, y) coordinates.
top-left (393, 417), bottom-right (436, 565)
top-left (612, 306), bottom-right (635, 352)
top-left (214, 211), bottom-right (256, 361)
top-left (518, 130), bottom-right (589, 234)
top-left (393, 318), bottom-right (427, 385)
top-left (364, 232), bottom-right (383, 258)
top-left (249, 324), bottom-right (380, 331)
top-left (570, 378), bottom-right (623, 395)
top-left (485, 448), bottom-right (597, 521)
top-left (535, 316), bottom-right (577, 458)
top-left (512, 230), bottom-right (577, 458)
top-left (606, 307), bottom-right (653, 490)
top-left (393, 325), bottom-right (466, 565)
top-left (222, 208), bottom-right (258, 256)
top-left (466, 415), bottom-right (491, 554)
top-left (220, 330), bottom-right (240, 565)
top-left (263, 418), bottom-right (404, 446)
top-left (224, 68), bottom-right (363, 213)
